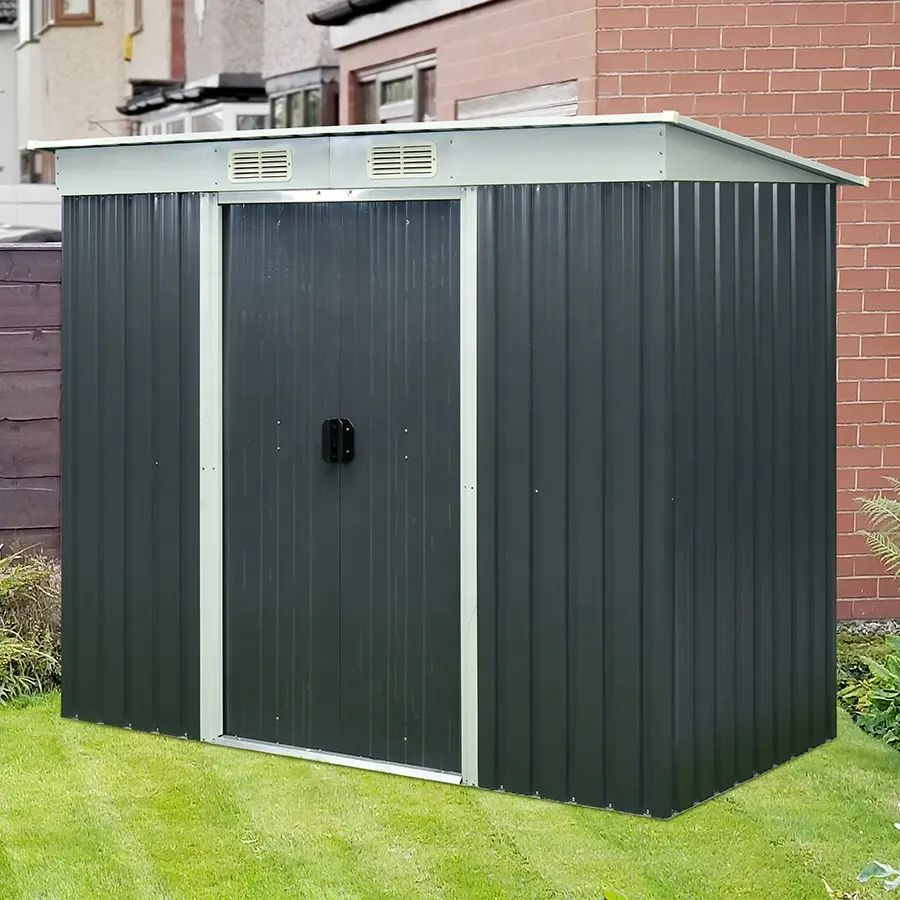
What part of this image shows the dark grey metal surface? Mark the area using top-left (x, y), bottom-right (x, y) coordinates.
top-left (61, 194), bottom-right (201, 737)
top-left (224, 201), bottom-right (460, 772)
top-left (476, 182), bottom-right (836, 816)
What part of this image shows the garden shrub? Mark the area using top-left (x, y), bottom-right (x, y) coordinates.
top-left (0, 546), bottom-right (61, 704)
top-left (839, 635), bottom-right (900, 748)
top-left (838, 633), bottom-right (894, 695)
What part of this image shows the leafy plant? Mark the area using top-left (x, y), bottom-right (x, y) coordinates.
top-left (839, 636), bottom-right (900, 746)
top-left (0, 545), bottom-right (61, 704)
top-left (859, 861), bottom-right (900, 891)
top-left (838, 633), bottom-right (893, 694)
top-left (857, 478), bottom-right (900, 577)
top-left (0, 630), bottom-right (59, 705)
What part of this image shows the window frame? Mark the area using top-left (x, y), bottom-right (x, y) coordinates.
top-left (136, 101), bottom-right (270, 136)
top-left (355, 55), bottom-right (436, 125)
top-left (52, 0), bottom-right (96, 25)
top-left (268, 84), bottom-right (338, 129)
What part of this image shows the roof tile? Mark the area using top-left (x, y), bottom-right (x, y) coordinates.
top-left (0, 0), bottom-right (17, 25)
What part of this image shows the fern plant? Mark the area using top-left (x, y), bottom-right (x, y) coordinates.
top-left (857, 478), bottom-right (900, 576)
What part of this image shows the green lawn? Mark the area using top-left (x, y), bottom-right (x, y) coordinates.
top-left (1, 696), bottom-right (899, 899)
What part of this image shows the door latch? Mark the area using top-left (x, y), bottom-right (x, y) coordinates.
top-left (321, 418), bottom-right (355, 464)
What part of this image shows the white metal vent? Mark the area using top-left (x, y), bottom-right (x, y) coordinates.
top-left (227, 148), bottom-right (293, 183)
top-left (367, 143), bottom-right (437, 179)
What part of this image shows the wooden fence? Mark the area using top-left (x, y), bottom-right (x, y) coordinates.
top-left (0, 244), bottom-right (61, 555)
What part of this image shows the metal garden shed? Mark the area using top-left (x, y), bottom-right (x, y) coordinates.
top-left (33, 112), bottom-right (865, 818)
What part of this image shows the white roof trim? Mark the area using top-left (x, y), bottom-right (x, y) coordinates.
top-left (27, 112), bottom-right (867, 187)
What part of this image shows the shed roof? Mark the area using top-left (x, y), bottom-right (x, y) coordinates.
top-left (30, 112), bottom-right (867, 194)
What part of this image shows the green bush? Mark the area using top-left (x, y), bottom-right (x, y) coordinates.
top-left (839, 635), bottom-right (900, 747)
top-left (838, 633), bottom-right (894, 694)
top-left (0, 546), bottom-right (61, 705)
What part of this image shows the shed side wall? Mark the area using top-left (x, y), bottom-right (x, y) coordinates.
top-left (669, 182), bottom-right (836, 812)
top-left (61, 194), bottom-right (201, 738)
top-left (477, 182), bottom-right (836, 817)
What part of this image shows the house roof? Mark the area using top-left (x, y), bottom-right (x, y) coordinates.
top-left (0, 0), bottom-right (17, 25)
top-left (307, 0), bottom-right (405, 26)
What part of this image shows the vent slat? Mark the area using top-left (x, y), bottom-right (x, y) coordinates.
top-left (367, 142), bottom-right (437, 179)
top-left (228, 148), bottom-right (293, 183)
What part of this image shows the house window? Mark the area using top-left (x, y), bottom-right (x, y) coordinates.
top-left (56, 0), bottom-right (92, 18)
top-left (191, 110), bottom-right (224, 133)
top-left (355, 57), bottom-right (436, 124)
top-left (236, 114), bottom-right (268, 131)
top-left (26, 0), bottom-right (94, 32)
top-left (20, 150), bottom-right (55, 185)
top-left (269, 85), bottom-right (337, 129)
top-left (136, 103), bottom-right (270, 136)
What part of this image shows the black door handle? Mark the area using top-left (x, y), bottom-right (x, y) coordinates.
top-left (322, 418), bottom-right (355, 463)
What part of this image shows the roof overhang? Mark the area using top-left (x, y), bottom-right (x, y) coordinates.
top-left (117, 74), bottom-right (266, 117)
top-left (29, 112), bottom-right (868, 195)
top-left (307, 0), bottom-right (404, 26)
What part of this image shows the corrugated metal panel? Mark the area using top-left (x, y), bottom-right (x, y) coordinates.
top-left (477, 182), bottom-right (836, 816)
top-left (224, 201), bottom-right (460, 772)
top-left (61, 194), bottom-right (200, 738)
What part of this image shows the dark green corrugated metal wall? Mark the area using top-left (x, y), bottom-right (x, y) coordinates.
top-left (61, 194), bottom-right (200, 738)
top-left (476, 182), bottom-right (836, 817)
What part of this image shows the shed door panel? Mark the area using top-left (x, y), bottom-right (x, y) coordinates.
top-left (223, 201), bottom-right (461, 773)
top-left (223, 204), bottom-right (342, 750)
top-left (339, 202), bottom-right (461, 772)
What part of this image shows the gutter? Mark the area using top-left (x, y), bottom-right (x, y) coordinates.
top-left (307, 0), bottom-right (406, 26)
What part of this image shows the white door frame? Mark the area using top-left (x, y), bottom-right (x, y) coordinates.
top-left (197, 187), bottom-right (479, 787)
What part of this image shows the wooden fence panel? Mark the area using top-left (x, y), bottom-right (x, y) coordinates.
top-left (0, 244), bottom-right (61, 555)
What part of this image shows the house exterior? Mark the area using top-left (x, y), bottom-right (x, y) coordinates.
top-left (310, 0), bottom-right (900, 620)
top-left (117, 0), bottom-right (268, 135)
top-left (16, 0), bottom-right (129, 175)
top-left (263, 0), bottom-right (338, 129)
top-left (0, 0), bottom-right (17, 185)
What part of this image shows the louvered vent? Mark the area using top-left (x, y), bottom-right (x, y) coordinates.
top-left (227, 148), bottom-right (293, 183)
top-left (367, 143), bottom-right (437, 179)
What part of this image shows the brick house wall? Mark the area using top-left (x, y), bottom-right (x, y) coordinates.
top-left (337, 0), bottom-right (900, 620)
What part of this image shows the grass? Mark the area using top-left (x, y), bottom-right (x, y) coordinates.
top-left (1, 696), bottom-right (900, 899)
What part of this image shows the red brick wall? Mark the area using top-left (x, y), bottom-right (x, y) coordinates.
top-left (589, 0), bottom-right (900, 619)
top-left (341, 0), bottom-right (900, 619)
top-left (171, 0), bottom-right (185, 82)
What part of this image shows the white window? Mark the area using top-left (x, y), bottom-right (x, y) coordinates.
top-left (355, 56), bottom-right (436, 125)
top-left (136, 102), bottom-right (270, 136)
top-left (18, 0), bottom-right (31, 43)
top-left (456, 81), bottom-right (578, 121)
